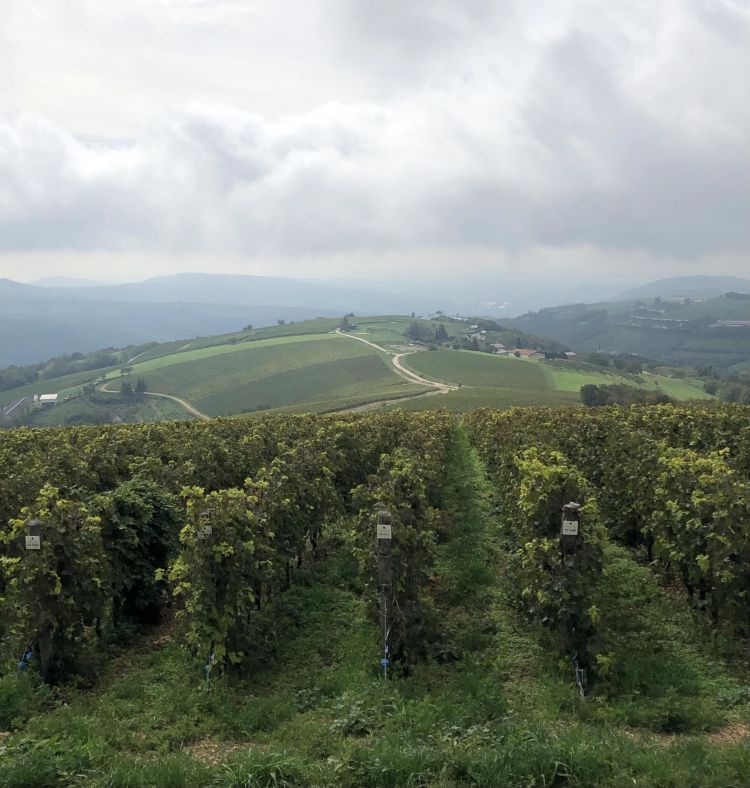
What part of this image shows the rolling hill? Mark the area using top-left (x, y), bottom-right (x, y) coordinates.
top-left (115, 333), bottom-right (417, 417)
top-left (0, 318), bottom-right (431, 424)
top-left (30, 276), bottom-right (106, 287)
top-left (0, 316), bottom-right (712, 426)
top-left (390, 349), bottom-right (709, 412)
top-left (505, 293), bottom-right (750, 369)
top-left (7, 271), bottom-right (750, 368)
top-left (0, 273), bottom-right (470, 366)
top-left (31, 272), bottom-right (417, 312)
top-left (0, 277), bottom-right (348, 367)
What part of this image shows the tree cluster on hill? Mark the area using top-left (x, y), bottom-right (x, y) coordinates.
top-left (0, 365), bottom-right (39, 393)
top-left (583, 352), bottom-right (646, 374)
top-left (450, 318), bottom-right (565, 356)
top-left (121, 379), bottom-right (148, 400)
top-left (698, 366), bottom-right (750, 403)
top-left (580, 383), bottom-right (674, 407)
top-left (0, 345), bottom-right (159, 394)
top-left (715, 382), bottom-right (750, 404)
top-left (405, 320), bottom-right (450, 344)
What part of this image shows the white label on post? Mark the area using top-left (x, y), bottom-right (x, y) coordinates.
top-left (25, 535), bottom-right (41, 550)
top-left (377, 523), bottom-right (392, 539)
top-left (562, 520), bottom-right (579, 536)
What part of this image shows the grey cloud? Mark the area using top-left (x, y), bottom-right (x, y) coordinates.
top-left (0, 0), bottom-right (748, 269)
top-left (518, 22), bottom-right (750, 256)
top-left (328, 0), bottom-right (516, 95)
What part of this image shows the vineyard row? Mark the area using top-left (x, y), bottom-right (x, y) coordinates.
top-left (0, 413), bottom-right (455, 681)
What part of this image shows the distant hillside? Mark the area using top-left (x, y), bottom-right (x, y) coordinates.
top-left (505, 293), bottom-right (750, 368)
top-left (0, 278), bottom-right (343, 366)
top-left (617, 275), bottom-right (750, 301)
top-left (31, 276), bottom-right (106, 287)
top-left (24, 272), bottom-right (445, 314)
top-left (0, 315), bottom-right (712, 427)
top-left (7, 271), bottom-right (750, 367)
top-left (0, 273), bottom-right (465, 366)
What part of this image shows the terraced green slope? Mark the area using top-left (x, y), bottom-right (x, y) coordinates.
top-left (542, 360), bottom-right (711, 400)
top-left (395, 349), bottom-right (710, 413)
top-left (130, 334), bottom-right (419, 415)
top-left (387, 386), bottom-right (581, 412)
top-left (393, 350), bottom-right (577, 411)
top-left (403, 349), bottom-right (550, 389)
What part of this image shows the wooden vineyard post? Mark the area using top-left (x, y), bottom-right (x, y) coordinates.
top-left (23, 517), bottom-right (56, 679)
top-left (16, 518), bottom-right (43, 674)
top-left (197, 509), bottom-right (213, 539)
top-left (560, 502), bottom-right (581, 555)
top-left (24, 518), bottom-right (43, 551)
top-left (376, 507), bottom-right (393, 678)
top-left (560, 502), bottom-right (587, 696)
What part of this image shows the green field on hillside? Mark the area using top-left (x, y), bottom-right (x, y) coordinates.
top-left (126, 335), bottom-right (418, 416)
top-left (0, 367), bottom-right (118, 409)
top-left (645, 374), bottom-right (713, 400)
top-left (106, 333), bottom-right (347, 379)
top-left (542, 360), bottom-right (635, 391)
top-left (403, 350), bottom-right (549, 389)
top-left (29, 392), bottom-right (190, 426)
top-left (392, 350), bottom-right (710, 413)
top-left (393, 351), bottom-right (579, 411)
top-left (0, 330), bottom-right (346, 410)
top-left (543, 360), bottom-right (712, 400)
top-left (346, 316), bottom-right (460, 349)
top-left (386, 386), bottom-right (580, 412)
top-left (131, 319), bottom-right (345, 364)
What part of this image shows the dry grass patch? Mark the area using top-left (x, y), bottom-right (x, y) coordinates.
top-left (620, 721), bottom-right (750, 749)
top-left (706, 721), bottom-right (750, 746)
top-left (186, 737), bottom-right (251, 765)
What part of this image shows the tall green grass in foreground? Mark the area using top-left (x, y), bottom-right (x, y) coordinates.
top-left (1, 431), bottom-right (748, 787)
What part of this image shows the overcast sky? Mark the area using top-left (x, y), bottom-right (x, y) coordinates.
top-left (1, 0), bottom-right (748, 288)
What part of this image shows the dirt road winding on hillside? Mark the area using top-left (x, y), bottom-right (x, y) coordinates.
top-left (391, 353), bottom-right (458, 393)
top-left (141, 391), bottom-right (210, 420)
top-left (335, 328), bottom-right (458, 398)
top-left (99, 381), bottom-right (210, 420)
top-left (96, 331), bottom-right (456, 420)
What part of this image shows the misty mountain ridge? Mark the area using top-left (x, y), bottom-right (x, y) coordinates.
top-left (31, 276), bottom-right (107, 288)
top-left (616, 275), bottom-right (750, 301)
top-left (22, 273), bottom-right (420, 313)
top-left (21, 270), bottom-right (663, 314)
top-left (2, 271), bottom-right (748, 368)
top-left (0, 276), bottom-right (345, 367)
